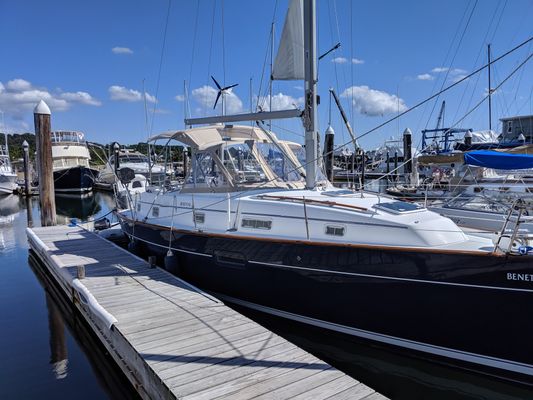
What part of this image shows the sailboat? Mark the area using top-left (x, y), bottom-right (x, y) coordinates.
top-left (0, 133), bottom-right (17, 195)
top-left (116, 0), bottom-right (533, 383)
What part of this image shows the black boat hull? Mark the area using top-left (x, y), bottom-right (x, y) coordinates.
top-left (53, 166), bottom-right (98, 193)
top-left (118, 215), bottom-right (533, 382)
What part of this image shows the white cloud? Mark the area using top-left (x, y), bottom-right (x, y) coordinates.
top-left (431, 67), bottom-right (449, 73)
top-left (451, 68), bottom-right (467, 75)
top-left (112, 46), bottom-right (133, 55)
top-left (352, 58), bottom-right (364, 64)
top-left (0, 78), bottom-right (100, 119)
top-left (452, 74), bottom-right (468, 83)
top-left (257, 92), bottom-right (303, 111)
top-left (6, 78), bottom-right (32, 91)
top-left (331, 57), bottom-right (348, 64)
top-left (108, 85), bottom-right (156, 103)
top-left (340, 85), bottom-right (407, 116)
top-left (60, 91), bottom-right (102, 106)
top-left (175, 94), bottom-right (185, 102)
top-left (293, 85), bottom-right (303, 90)
top-left (191, 85), bottom-right (243, 114)
top-left (417, 73), bottom-right (434, 81)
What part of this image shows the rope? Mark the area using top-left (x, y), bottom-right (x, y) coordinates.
top-left (129, 37), bottom-right (533, 223)
top-left (149, 0), bottom-right (172, 135)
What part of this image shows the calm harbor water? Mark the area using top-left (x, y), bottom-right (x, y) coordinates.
top-left (0, 190), bottom-right (531, 399)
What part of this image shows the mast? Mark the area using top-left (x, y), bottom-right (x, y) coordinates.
top-left (488, 43), bottom-right (492, 131)
top-left (269, 22), bottom-right (275, 129)
top-left (303, 0), bottom-right (318, 189)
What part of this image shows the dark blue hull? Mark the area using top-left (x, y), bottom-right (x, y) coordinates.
top-left (53, 166), bottom-right (99, 193)
top-left (118, 214), bottom-right (533, 383)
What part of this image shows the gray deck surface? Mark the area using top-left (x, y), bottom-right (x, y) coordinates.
top-left (28, 225), bottom-right (386, 400)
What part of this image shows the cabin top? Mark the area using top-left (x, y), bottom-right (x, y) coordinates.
top-left (51, 130), bottom-right (85, 144)
top-left (150, 124), bottom-right (308, 192)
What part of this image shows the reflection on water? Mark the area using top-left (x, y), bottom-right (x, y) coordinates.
top-left (46, 293), bottom-right (68, 380)
top-left (233, 306), bottom-right (533, 400)
top-left (0, 191), bottom-right (138, 400)
top-left (55, 192), bottom-right (102, 223)
top-left (0, 195), bottom-right (23, 252)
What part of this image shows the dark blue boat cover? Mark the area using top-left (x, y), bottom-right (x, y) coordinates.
top-left (464, 150), bottom-right (533, 170)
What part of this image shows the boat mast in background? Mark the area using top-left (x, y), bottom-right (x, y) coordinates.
top-left (488, 43), bottom-right (493, 131)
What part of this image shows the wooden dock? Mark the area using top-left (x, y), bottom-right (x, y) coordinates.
top-left (27, 225), bottom-right (386, 400)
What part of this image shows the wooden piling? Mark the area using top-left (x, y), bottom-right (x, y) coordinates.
top-left (403, 128), bottom-right (412, 175)
top-left (323, 125), bottom-right (335, 181)
top-left (22, 140), bottom-right (31, 197)
top-left (34, 100), bottom-right (56, 226)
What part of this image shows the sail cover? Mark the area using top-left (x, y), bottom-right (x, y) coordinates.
top-left (464, 150), bottom-right (533, 170)
top-left (272, 0), bottom-right (304, 80)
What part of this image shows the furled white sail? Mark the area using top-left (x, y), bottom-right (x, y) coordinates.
top-left (272, 0), bottom-right (304, 81)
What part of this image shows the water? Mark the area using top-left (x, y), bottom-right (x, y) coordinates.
top-left (0, 192), bottom-right (139, 400)
top-left (0, 190), bottom-right (531, 399)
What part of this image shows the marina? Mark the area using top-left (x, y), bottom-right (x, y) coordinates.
top-left (1, 0), bottom-right (533, 398)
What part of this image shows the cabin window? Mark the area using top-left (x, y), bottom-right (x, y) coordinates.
top-left (193, 212), bottom-right (205, 224)
top-left (373, 201), bottom-right (423, 214)
top-left (325, 225), bottom-right (345, 236)
top-left (152, 206), bottom-right (159, 217)
top-left (241, 218), bottom-right (272, 230)
top-left (507, 121), bottom-right (512, 133)
top-left (132, 180), bottom-right (142, 189)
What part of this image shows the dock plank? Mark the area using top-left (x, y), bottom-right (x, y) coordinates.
top-left (27, 225), bottom-right (385, 400)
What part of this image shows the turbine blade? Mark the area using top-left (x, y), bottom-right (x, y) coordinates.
top-left (211, 76), bottom-right (222, 90)
top-left (224, 83), bottom-right (239, 90)
top-left (213, 91), bottom-right (221, 109)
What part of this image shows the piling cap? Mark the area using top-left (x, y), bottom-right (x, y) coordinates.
top-left (325, 125), bottom-right (335, 136)
top-left (403, 128), bottom-right (412, 136)
top-left (22, 140), bottom-right (29, 149)
top-left (464, 130), bottom-right (473, 138)
top-left (34, 99), bottom-right (51, 115)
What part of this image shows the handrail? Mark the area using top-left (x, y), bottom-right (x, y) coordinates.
top-left (258, 194), bottom-right (368, 212)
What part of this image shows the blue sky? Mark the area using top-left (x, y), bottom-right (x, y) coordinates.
top-left (1, 0), bottom-right (531, 151)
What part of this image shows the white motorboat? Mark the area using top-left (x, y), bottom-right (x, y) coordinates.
top-left (51, 131), bottom-right (99, 193)
top-left (0, 133), bottom-right (17, 195)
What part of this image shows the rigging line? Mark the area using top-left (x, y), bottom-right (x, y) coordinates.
top-left (459, 0), bottom-right (508, 127)
top-left (510, 40), bottom-right (532, 103)
top-left (364, 50), bottom-right (531, 190)
top-left (256, 0), bottom-right (278, 112)
top-left (221, 0), bottom-right (226, 87)
top-left (327, 0), bottom-right (345, 144)
top-left (443, 52), bottom-right (532, 136)
top-left (187, 0), bottom-right (201, 86)
top-left (149, 0), bottom-right (172, 136)
top-left (348, 37), bottom-right (533, 146)
top-left (204, 0), bottom-right (218, 116)
top-left (424, 0), bottom-right (479, 131)
top-left (450, 0), bottom-right (505, 125)
top-left (349, 0), bottom-right (354, 131)
top-left (140, 39), bottom-right (533, 220)
top-left (414, 0), bottom-right (473, 135)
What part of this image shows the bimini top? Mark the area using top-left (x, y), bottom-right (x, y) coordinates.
top-left (148, 124), bottom-right (300, 151)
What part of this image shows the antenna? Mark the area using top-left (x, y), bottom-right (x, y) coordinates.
top-left (211, 76), bottom-right (238, 116)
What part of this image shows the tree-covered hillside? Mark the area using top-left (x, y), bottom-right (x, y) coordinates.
top-left (2, 132), bottom-right (183, 165)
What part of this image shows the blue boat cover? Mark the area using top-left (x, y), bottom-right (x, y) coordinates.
top-left (464, 150), bottom-right (533, 170)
